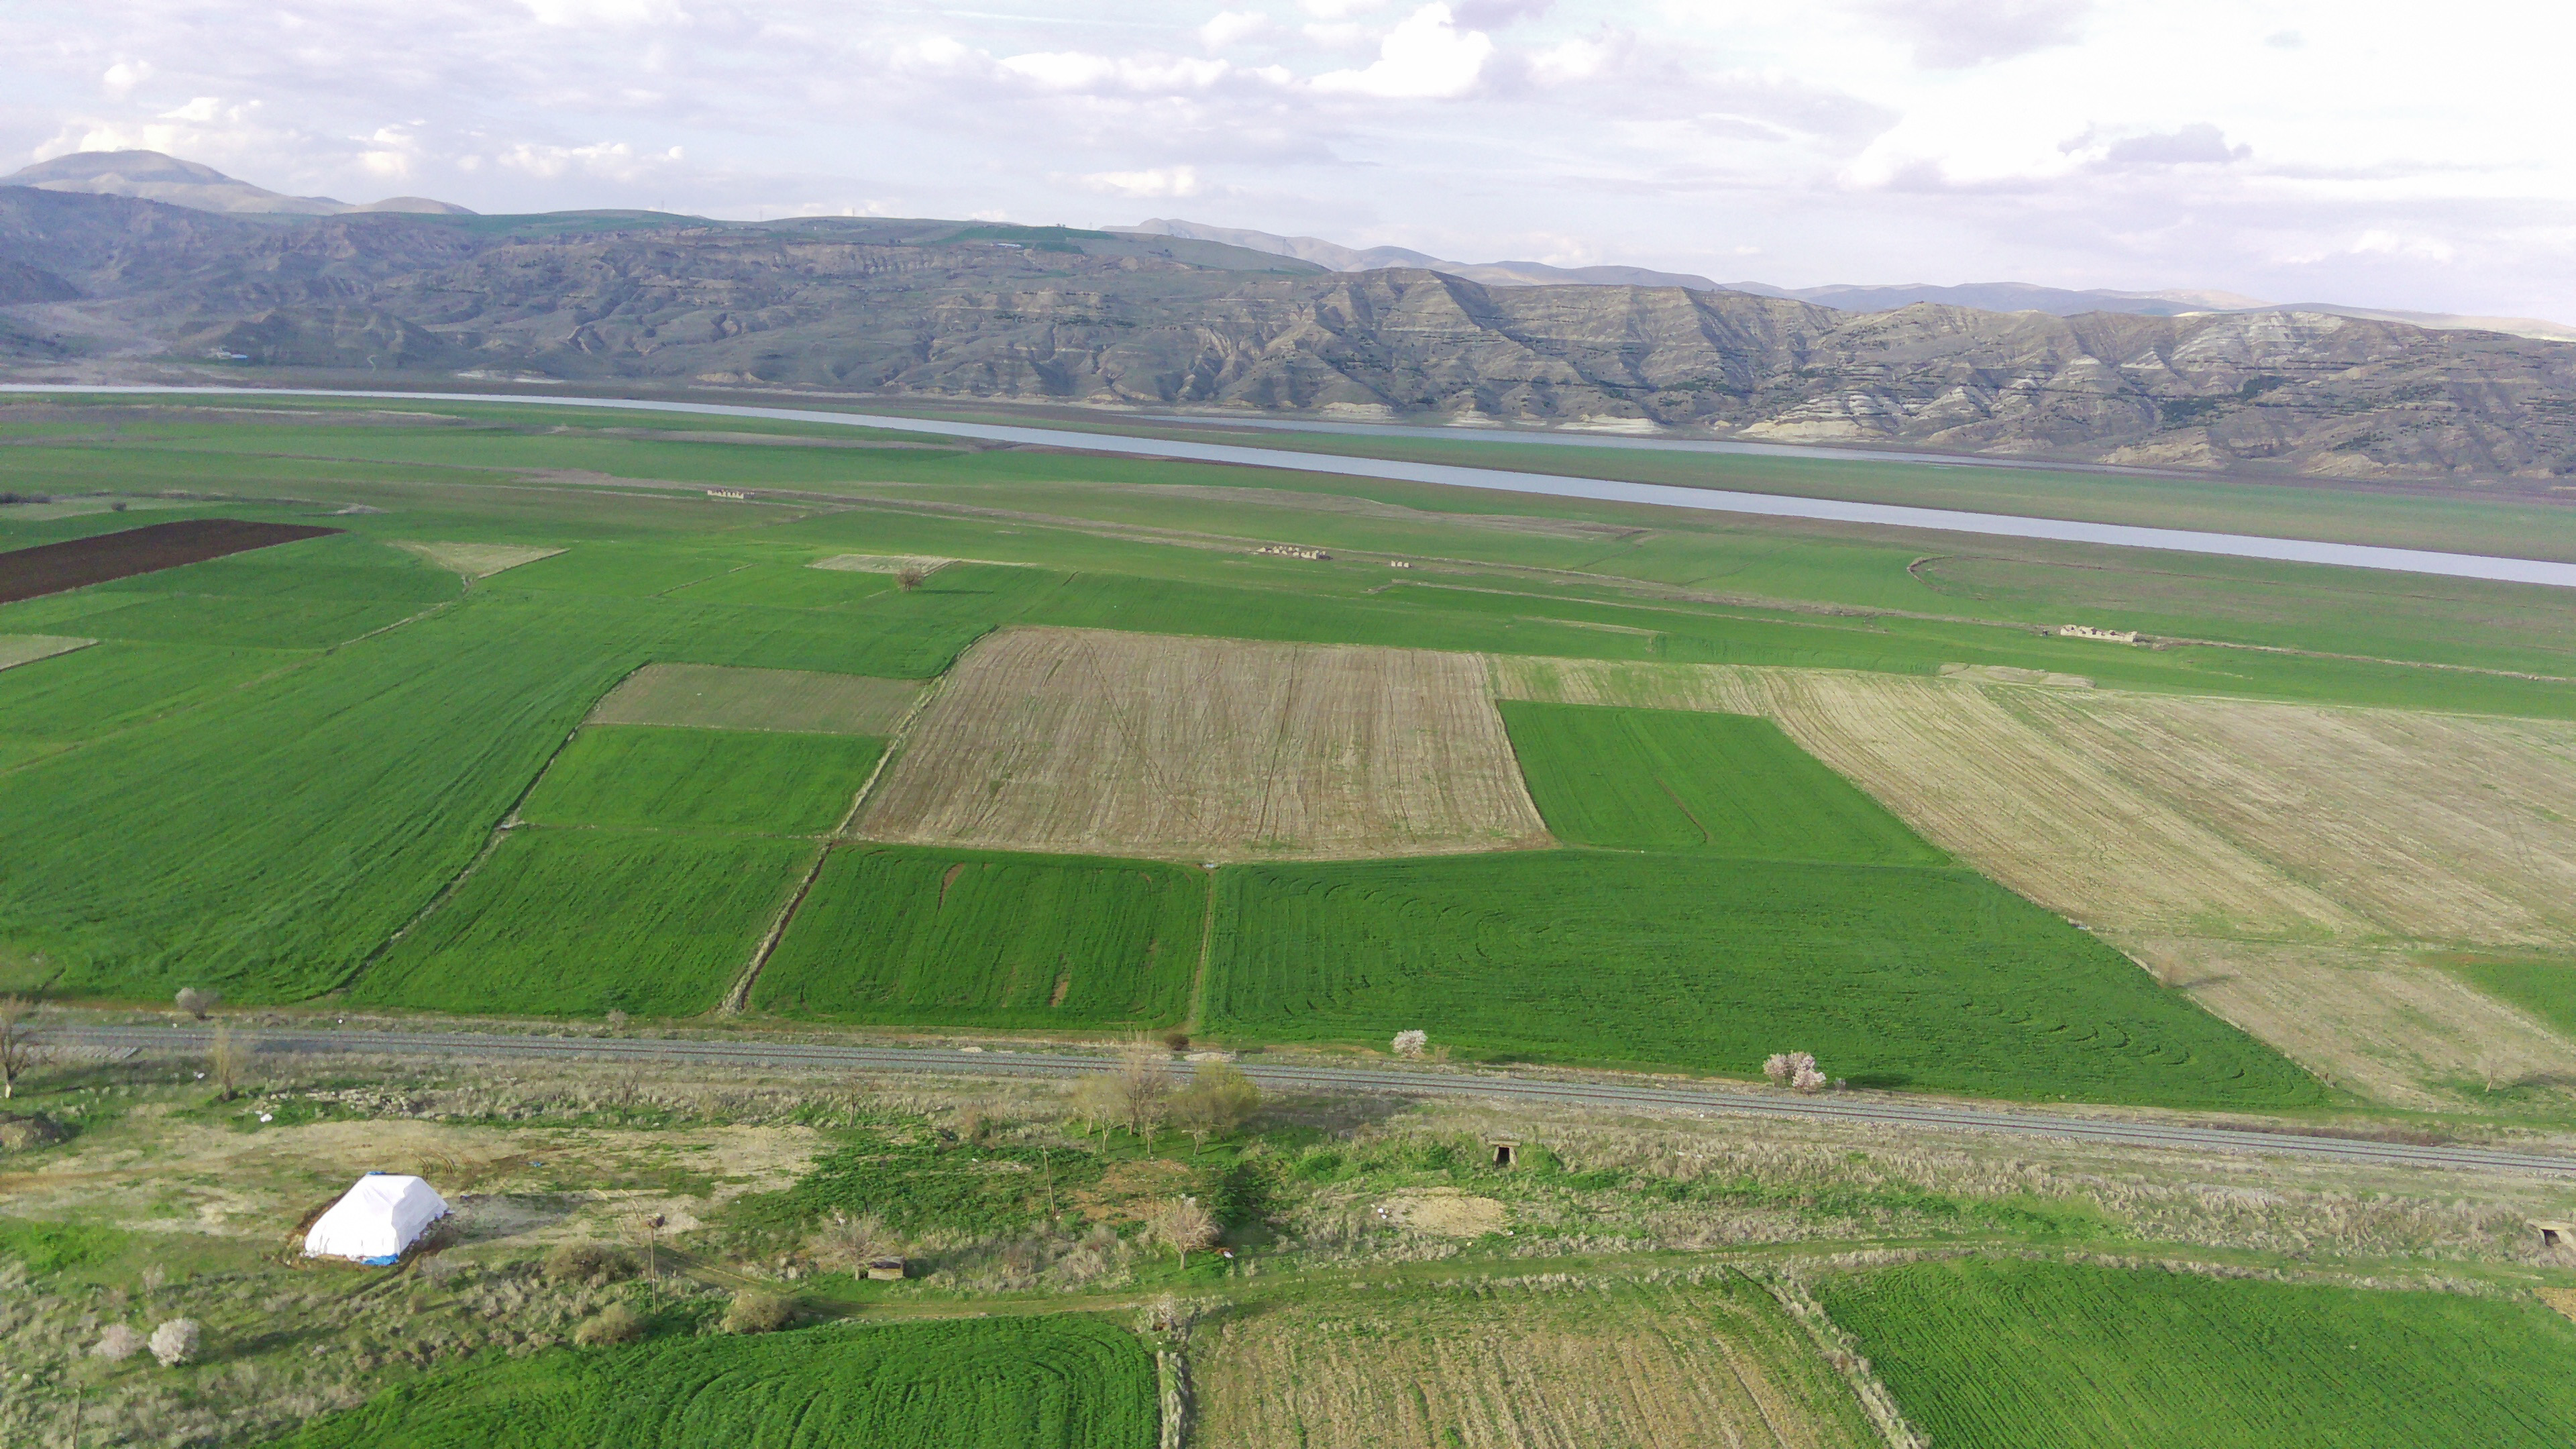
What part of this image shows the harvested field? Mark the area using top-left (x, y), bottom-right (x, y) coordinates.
top-left (394, 541), bottom-right (566, 578)
top-left (588, 662), bottom-right (923, 735)
top-left (0, 519), bottom-right (340, 603)
top-left (2130, 938), bottom-right (2576, 1109)
top-left (1493, 655), bottom-right (2576, 1105)
top-left (859, 627), bottom-right (1549, 860)
top-left (811, 553), bottom-right (955, 575)
top-left (1191, 1275), bottom-right (1874, 1449)
top-left (0, 634), bottom-right (93, 672)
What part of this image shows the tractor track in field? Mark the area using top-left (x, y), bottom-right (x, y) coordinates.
top-left (36, 1022), bottom-right (2576, 1181)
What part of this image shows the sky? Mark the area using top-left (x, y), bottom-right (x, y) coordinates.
top-left (7, 0), bottom-right (2575, 320)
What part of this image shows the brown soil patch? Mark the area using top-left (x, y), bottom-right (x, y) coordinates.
top-left (394, 541), bottom-right (564, 579)
top-left (859, 627), bottom-right (1550, 860)
top-left (1069, 1157), bottom-right (1193, 1224)
top-left (1384, 1187), bottom-right (1507, 1237)
top-left (0, 519), bottom-right (340, 604)
top-left (1193, 1277), bottom-right (1873, 1449)
top-left (588, 662), bottom-right (922, 735)
top-left (0, 634), bottom-right (95, 672)
top-left (2538, 1287), bottom-right (2576, 1323)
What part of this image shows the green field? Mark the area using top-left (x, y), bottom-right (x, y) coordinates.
top-left (2436, 953), bottom-right (2576, 1038)
top-left (1499, 701), bottom-right (1946, 861)
top-left (521, 725), bottom-right (884, 835)
top-left (1818, 1258), bottom-right (2576, 1448)
top-left (755, 846), bottom-right (1204, 1029)
top-left (349, 828), bottom-right (810, 1017)
top-left (1204, 851), bottom-right (2318, 1106)
top-left (271, 1316), bottom-right (1157, 1449)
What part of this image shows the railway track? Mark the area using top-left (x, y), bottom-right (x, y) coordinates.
top-left (39, 1022), bottom-right (2576, 1180)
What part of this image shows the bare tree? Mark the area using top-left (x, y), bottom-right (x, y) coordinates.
top-left (808, 1211), bottom-right (890, 1273)
top-left (1115, 1036), bottom-right (1173, 1147)
top-left (0, 996), bottom-right (36, 1100)
top-left (894, 566), bottom-right (927, 592)
top-left (207, 1022), bottom-right (251, 1100)
top-left (1148, 1195), bottom-right (1219, 1269)
top-left (1171, 1062), bottom-right (1261, 1155)
top-left (174, 987), bottom-right (218, 1020)
top-left (1068, 1073), bottom-right (1124, 1142)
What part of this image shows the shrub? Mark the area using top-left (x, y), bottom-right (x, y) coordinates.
top-left (1172, 1061), bottom-right (1262, 1152)
top-left (150, 1318), bottom-right (201, 1367)
top-left (1163, 1029), bottom-right (1191, 1051)
top-left (573, 1303), bottom-right (645, 1347)
top-left (92, 1324), bottom-right (145, 1362)
top-left (1764, 1051), bottom-right (1823, 1090)
top-left (543, 1241), bottom-right (636, 1285)
top-left (1148, 1196), bottom-right (1218, 1268)
top-left (722, 1290), bottom-right (792, 1335)
top-left (174, 987), bottom-right (217, 1020)
top-left (1391, 1029), bottom-right (1428, 1059)
top-left (808, 1211), bottom-right (890, 1273)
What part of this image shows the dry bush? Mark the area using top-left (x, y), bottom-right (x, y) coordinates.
top-left (92, 1323), bottom-right (145, 1362)
top-left (542, 1242), bottom-right (637, 1286)
top-left (573, 1303), bottom-right (644, 1347)
top-left (1150, 1197), bottom-right (1220, 1269)
top-left (1116, 1038), bottom-right (1173, 1146)
top-left (208, 1022), bottom-right (251, 1099)
top-left (894, 566), bottom-right (928, 591)
top-left (150, 1318), bottom-right (201, 1366)
top-left (175, 987), bottom-right (216, 1020)
top-left (1173, 1062), bottom-right (1263, 1153)
top-left (0, 996), bottom-right (36, 1100)
top-left (1391, 1030), bottom-right (1428, 1059)
top-left (721, 1290), bottom-right (791, 1335)
top-left (605, 1008), bottom-right (629, 1032)
top-left (807, 1212), bottom-right (891, 1272)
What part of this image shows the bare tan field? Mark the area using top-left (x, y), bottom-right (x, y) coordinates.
top-left (0, 633), bottom-right (95, 672)
top-left (1492, 656), bottom-right (2576, 1106)
top-left (588, 662), bottom-right (924, 735)
top-left (809, 552), bottom-right (954, 575)
top-left (1192, 1275), bottom-right (1873, 1449)
top-left (857, 627), bottom-right (1549, 859)
top-left (393, 541), bottom-right (565, 578)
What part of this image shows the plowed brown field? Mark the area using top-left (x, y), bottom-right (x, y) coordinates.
top-left (856, 627), bottom-right (1549, 859)
top-left (1191, 1275), bottom-right (1873, 1449)
top-left (0, 519), bottom-right (339, 603)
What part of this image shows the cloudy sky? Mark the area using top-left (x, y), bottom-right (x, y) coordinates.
top-left (9, 1), bottom-right (2573, 319)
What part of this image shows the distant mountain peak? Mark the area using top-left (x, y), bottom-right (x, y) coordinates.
top-left (0, 149), bottom-right (472, 217)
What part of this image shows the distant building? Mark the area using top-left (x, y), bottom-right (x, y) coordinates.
top-left (2058, 625), bottom-right (2139, 643)
top-left (1254, 544), bottom-right (1330, 561)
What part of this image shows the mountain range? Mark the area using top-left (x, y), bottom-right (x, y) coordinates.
top-left (5, 153), bottom-right (2576, 481)
top-left (3, 150), bottom-right (474, 218)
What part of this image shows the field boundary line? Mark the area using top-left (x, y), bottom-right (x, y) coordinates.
top-left (720, 667), bottom-right (951, 1014)
top-left (1760, 1269), bottom-right (1927, 1449)
top-left (351, 668), bottom-right (624, 979)
top-left (1183, 869), bottom-right (1220, 1034)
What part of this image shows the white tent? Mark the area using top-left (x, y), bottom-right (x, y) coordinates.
top-left (303, 1173), bottom-right (449, 1265)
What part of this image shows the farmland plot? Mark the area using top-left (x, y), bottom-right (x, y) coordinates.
top-left (394, 541), bottom-right (564, 578)
top-left (1192, 1275), bottom-right (1873, 1449)
top-left (1204, 851), bottom-right (2318, 1107)
top-left (0, 518), bottom-right (340, 603)
top-left (520, 726), bottom-right (884, 835)
top-left (857, 627), bottom-right (1550, 860)
top-left (352, 827), bottom-right (810, 1018)
top-left (1499, 702), bottom-right (1943, 863)
top-left (588, 662), bottom-right (922, 735)
top-left (275, 1316), bottom-right (1157, 1449)
top-left (0, 634), bottom-right (93, 672)
top-left (756, 846), bottom-right (1202, 1028)
top-left (1819, 1258), bottom-right (2576, 1448)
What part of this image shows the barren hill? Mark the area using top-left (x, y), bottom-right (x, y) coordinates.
top-left (5, 186), bottom-right (2576, 480)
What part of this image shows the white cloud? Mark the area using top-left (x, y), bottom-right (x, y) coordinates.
top-left (497, 140), bottom-right (683, 180)
top-left (1000, 51), bottom-right (1230, 93)
top-left (1311, 4), bottom-right (1493, 99)
top-left (101, 60), bottom-right (152, 101)
top-left (1857, 0), bottom-right (2094, 68)
top-left (521, 0), bottom-right (688, 28)
top-left (160, 96), bottom-right (225, 123)
top-left (1199, 10), bottom-right (1272, 49)
top-left (1082, 165), bottom-right (1203, 197)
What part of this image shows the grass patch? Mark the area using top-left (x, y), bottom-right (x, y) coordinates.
top-left (350, 828), bottom-right (810, 1017)
top-left (1205, 851), bottom-right (2320, 1108)
top-left (1499, 700), bottom-right (1945, 862)
top-left (2435, 952), bottom-right (2576, 1039)
top-left (586, 661), bottom-right (922, 735)
top-left (0, 1218), bottom-right (129, 1276)
top-left (1819, 1257), bottom-right (2576, 1448)
top-left (272, 1316), bottom-right (1156, 1449)
top-left (755, 846), bottom-right (1203, 1029)
top-left (521, 726), bottom-right (883, 835)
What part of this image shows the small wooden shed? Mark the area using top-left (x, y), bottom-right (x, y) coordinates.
top-left (1485, 1136), bottom-right (1523, 1170)
top-left (865, 1257), bottom-right (906, 1281)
